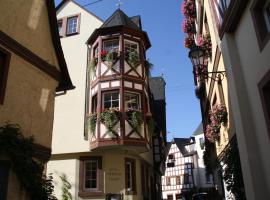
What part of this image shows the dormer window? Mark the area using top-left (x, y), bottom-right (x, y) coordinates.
top-left (103, 40), bottom-right (119, 52)
top-left (57, 14), bottom-right (80, 37)
top-left (67, 16), bottom-right (79, 35)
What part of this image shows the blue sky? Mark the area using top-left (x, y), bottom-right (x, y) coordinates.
top-left (54, 0), bottom-right (202, 139)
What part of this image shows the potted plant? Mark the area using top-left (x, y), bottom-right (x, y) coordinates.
top-left (184, 34), bottom-right (195, 49)
top-left (210, 104), bottom-right (227, 125)
top-left (100, 108), bottom-right (120, 133)
top-left (182, 18), bottom-right (196, 34)
top-left (205, 124), bottom-right (220, 143)
top-left (197, 34), bottom-right (212, 58)
top-left (181, 0), bottom-right (196, 19)
top-left (126, 108), bottom-right (143, 133)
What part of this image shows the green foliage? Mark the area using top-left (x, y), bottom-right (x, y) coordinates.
top-left (127, 51), bottom-right (140, 68)
top-left (126, 110), bottom-right (143, 133)
top-left (0, 124), bottom-right (57, 200)
top-left (145, 59), bottom-right (153, 76)
top-left (100, 108), bottom-right (120, 132)
top-left (105, 51), bottom-right (118, 68)
top-left (222, 138), bottom-right (246, 200)
top-left (60, 174), bottom-right (72, 200)
top-left (87, 113), bottom-right (97, 135)
top-left (147, 117), bottom-right (155, 136)
top-left (89, 59), bottom-right (97, 74)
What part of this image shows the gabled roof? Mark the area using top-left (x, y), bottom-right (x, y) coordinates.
top-left (192, 123), bottom-right (203, 136)
top-left (56, 0), bottom-right (103, 22)
top-left (165, 137), bottom-right (196, 158)
top-left (101, 9), bottom-right (141, 30)
top-left (46, 0), bottom-right (75, 91)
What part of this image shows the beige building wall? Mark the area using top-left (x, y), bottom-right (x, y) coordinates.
top-left (0, 0), bottom-right (60, 70)
top-left (220, 1), bottom-right (270, 199)
top-left (0, 0), bottom-right (63, 148)
top-left (52, 1), bottom-right (103, 154)
top-left (47, 151), bottom-right (148, 200)
top-left (0, 50), bottom-right (57, 148)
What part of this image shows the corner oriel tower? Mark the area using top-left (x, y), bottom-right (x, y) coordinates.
top-left (87, 9), bottom-right (151, 152)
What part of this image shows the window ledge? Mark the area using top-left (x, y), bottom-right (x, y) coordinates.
top-left (125, 191), bottom-right (137, 195)
top-left (78, 191), bottom-right (104, 198)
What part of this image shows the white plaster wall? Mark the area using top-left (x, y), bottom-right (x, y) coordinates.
top-left (220, 3), bottom-right (270, 198)
top-left (52, 1), bottom-right (103, 154)
top-left (47, 159), bottom-right (78, 199)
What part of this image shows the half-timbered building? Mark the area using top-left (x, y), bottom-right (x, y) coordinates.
top-left (47, 4), bottom-right (166, 199)
top-left (162, 138), bottom-right (196, 200)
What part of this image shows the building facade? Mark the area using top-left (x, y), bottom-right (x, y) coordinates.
top-left (0, 0), bottom-right (74, 199)
top-left (216, 1), bottom-right (270, 199)
top-left (182, 0), bottom-right (270, 199)
top-left (162, 131), bottom-right (214, 200)
top-left (162, 138), bottom-right (196, 200)
top-left (192, 124), bottom-right (214, 193)
top-left (47, 2), bottom-right (166, 199)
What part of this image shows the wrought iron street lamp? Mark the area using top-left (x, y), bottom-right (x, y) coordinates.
top-left (188, 45), bottom-right (226, 82)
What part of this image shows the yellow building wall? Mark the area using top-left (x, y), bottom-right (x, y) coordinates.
top-left (0, 0), bottom-right (60, 70)
top-left (0, 46), bottom-right (58, 148)
top-left (47, 151), bottom-right (153, 200)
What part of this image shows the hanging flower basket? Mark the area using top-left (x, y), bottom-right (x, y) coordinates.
top-left (181, 0), bottom-right (196, 19)
top-left (126, 108), bottom-right (143, 133)
top-left (184, 34), bottom-right (195, 49)
top-left (205, 124), bottom-right (220, 143)
top-left (182, 18), bottom-right (196, 34)
top-left (210, 104), bottom-right (228, 125)
top-left (197, 34), bottom-right (212, 58)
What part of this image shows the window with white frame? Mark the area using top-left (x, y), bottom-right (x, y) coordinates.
top-left (103, 92), bottom-right (119, 109)
top-left (124, 40), bottom-right (139, 53)
top-left (103, 40), bottom-right (119, 52)
top-left (124, 92), bottom-right (140, 110)
top-left (84, 160), bottom-right (98, 190)
top-left (67, 16), bottom-right (79, 35)
top-left (79, 156), bottom-right (102, 197)
top-left (125, 158), bottom-right (136, 194)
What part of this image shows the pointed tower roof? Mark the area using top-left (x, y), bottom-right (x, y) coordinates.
top-left (100, 9), bottom-right (141, 30)
top-left (87, 9), bottom-right (151, 49)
